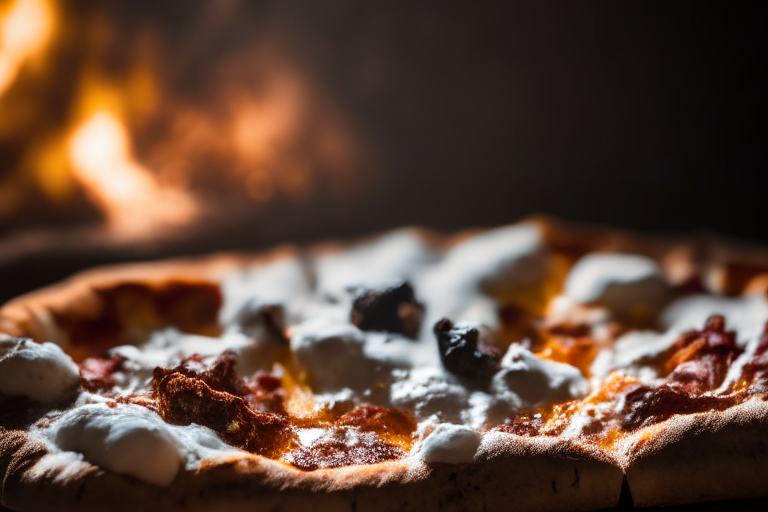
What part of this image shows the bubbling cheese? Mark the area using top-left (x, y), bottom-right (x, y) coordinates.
top-left (0, 336), bottom-right (79, 403)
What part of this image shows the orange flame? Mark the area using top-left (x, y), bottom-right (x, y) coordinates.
top-left (0, 0), bottom-right (53, 95)
top-left (0, 2), bottom-right (364, 239)
top-left (67, 110), bottom-right (197, 236)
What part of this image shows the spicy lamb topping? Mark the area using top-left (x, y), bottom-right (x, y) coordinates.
top-left (152, 355), bottom-right (297, 458)
top-left (618, 315), bottom-right (745, 431)
top-left (662, 315), bottom-right (743, 391)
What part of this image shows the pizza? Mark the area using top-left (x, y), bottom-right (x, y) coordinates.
top-left (1, 218), bottom-right (768, 512)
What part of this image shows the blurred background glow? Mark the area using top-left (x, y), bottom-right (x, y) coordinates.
top-left (0, 1), bottom-right (762, 300)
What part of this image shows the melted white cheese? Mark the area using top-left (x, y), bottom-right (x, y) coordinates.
top-left (47, 403), bottom-right (183, 487)
top-left (492, 345), bottom-right (589, 408)
top-left (418, 423), bottom-right (481, 464)
top-left (314, 229), bottom-right (436, 301)
top-left (389, 367), bottom-right (471, 424)
top-left (0, 336), bottom-right (79, 403)
top-left (564, 253), bottom-right (670, 313)
top-left (290, 319), bottom-right (408, 393)
top-left (29, 222), bottom-right (768, 471)
top-left (386, 345), bottom-right (588, 428)
top-left (42, 403), bottom-right (237, 487)
top-left (418, 223), bottom-right (551, 332)
top-left (220, 256), bottom-right (310, 329)
top-left (590, 330), bottom-right (674, 382)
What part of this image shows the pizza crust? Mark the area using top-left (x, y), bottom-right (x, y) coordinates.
top-left (620, 396), bottom-right (768, 507)
top-left (1, 425), bottom-right (623, 512)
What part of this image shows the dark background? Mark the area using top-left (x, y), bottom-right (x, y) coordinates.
top-left (285, 1), bottom-right (763, 239)
top-left (0, 1), bottom-right (764, 302)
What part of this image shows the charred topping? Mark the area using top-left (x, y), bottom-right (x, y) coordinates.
top-left (434, 318), bottom-right (501, 384)
top-left (148, 354), bottom-right (416, 468)
top-left (162, 352), bottom-right (251, 397)
top-left (350, 280), bottom-right (423, 338)
top-left (157, 352), bottom-right (287, 414)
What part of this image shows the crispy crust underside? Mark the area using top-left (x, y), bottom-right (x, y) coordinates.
top-left (619, 397), bottom-right (768, 507)
top-left (1, 427), bottom-right (623, 512)
top-left (2, 218), bottom-right (768, 511)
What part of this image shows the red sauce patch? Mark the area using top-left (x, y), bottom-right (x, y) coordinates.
top-left (741, 321), bottom-right (768, 390)
top-left (289, 427), bottom-right (404, 471)
top-left (79, 355), bottom-right (125, 392)
top-left (59, 280), bottom-right (222, 361)
top-left (245, 373), bottom-right (288, 416)
top-left (546, 323), bottom-right (591, 338)
top-left (619, 384), bottom-right (739, 431)
top-left (663, 315), bottom-right (743, 391)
